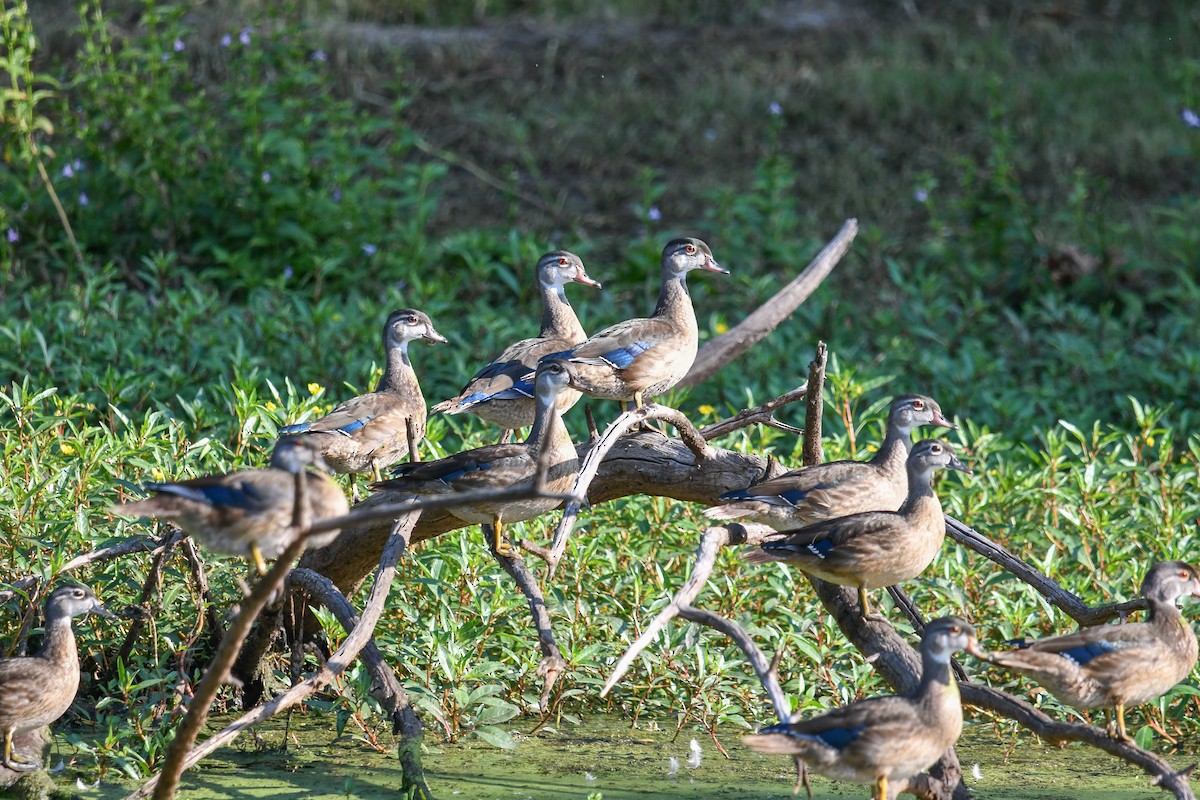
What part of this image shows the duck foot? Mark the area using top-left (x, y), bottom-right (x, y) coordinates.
top-left (2, 754), bottom-right (41, 773)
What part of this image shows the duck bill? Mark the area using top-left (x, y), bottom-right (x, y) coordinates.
top-left (948, 454), bottom-right (972, 475)
top-left (964, 637), bottom-right (988, 659)
top-left (424, 328), bottom-right (449, 345)
top-left (932, 411), bottom-right (958, 431)
top-left (573, 272), bottom-right (603, 289)
top-left (702, 256), bottom-right (730, 275)
top-left (92, 600), bottom-right (118, 619)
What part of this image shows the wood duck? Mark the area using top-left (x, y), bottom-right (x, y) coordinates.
top-left (0, 585), bottom-right (115, 772)
top-left (982, 560), bottom-right (1200, 740)
top-left (110, 437), bottom-right (350, 574)
top-left (432, 250), bottom-right (600, 441)
top-left (538, 237), bottom-right (727, 410)
top-left (373, 359), bottom-right (579, 557)
top-left (743, 616), bottom-right (984, 800)
top-left (707, 394), bottom-right (956, 528)
top-left (744, 440), bottom-right (970, 619)
top-left (279, 308), bottom-right (447, 478)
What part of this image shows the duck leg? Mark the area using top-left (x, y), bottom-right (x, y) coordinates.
top-left (1114, 703), bottom-right (1129, 740)
top-left (250, 543), bottom-right (269, 576)
top-left (491, 519), bottom-right (515, 558)
top-left (2, 730), bottom-right (40, 772)
top-left (857, 586), bottom-right (874, 620)
top-left (875, 774), bottom-right (888, 800)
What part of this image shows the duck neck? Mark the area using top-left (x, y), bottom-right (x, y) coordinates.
top-left (652, 270), bottom-right (697, 335)
top-left (871, 421), bottom-right (914, 474)
top-left (916, 647), bottom-right (955, 694)
top-left (539, 282), bottom-right (586, 341)
top-left (378, 341), bottom-right (418, 394)
top-left (526, 389), bottom-right (565, 451)
top-left (898, 463), bottom-right (939, 514)
top-left (1147, 596), bottom-right (1190, 634)
top-left (37, 615), bottom-right (78, 667)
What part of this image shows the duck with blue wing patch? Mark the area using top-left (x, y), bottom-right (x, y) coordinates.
top-left (744, 617), bottom-right (986, 800)
top-left (982, 561), bottom-right (1200, 739)
top-left (743, 440), bottom-right (971, 619)
top-left (110, 437), bottom-right (350, 574)
top-left (539, 237), bottom-right (727, 412)
top-left (279, 308), bottom-right (446, 479)
top-left (432, 251), bottom-right (600, 441)
top-left (706, 394), bottom-right (957, 528)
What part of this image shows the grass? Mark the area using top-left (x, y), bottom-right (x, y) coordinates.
top-left (1, 0), bottom-right (1200, 789)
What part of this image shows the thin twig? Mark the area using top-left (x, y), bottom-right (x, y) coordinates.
top-left (697, 383), bottom-right (808, 441)
top-left (545, 404), bottom-right (709, 579)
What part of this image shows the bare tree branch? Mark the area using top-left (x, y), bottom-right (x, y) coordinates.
top-left (697, 383), bottom-right (808, 441)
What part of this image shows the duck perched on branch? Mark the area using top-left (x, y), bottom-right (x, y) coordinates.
top-left (373, 359), bottom-right (580, 558)
top-left (538, 237), bottom-right (727, 411)
top-left (707, 394), bottom-right (956, 528)
top-left (0, 585), bottom-right (115, 772)
top-left (279, 308), bottom-right (447, 478)
top-left (744, 616), bottom-right (985, 800)
top-left (433, 251), bottom-right (600, 441)
top-left (110, 438), bottom-right (350, 574)
top-left (744, 439), bottom-right (970, 619)
top-left (982, 560), bottom-right (1200, 740)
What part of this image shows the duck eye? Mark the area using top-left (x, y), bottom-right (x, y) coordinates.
top-left (912, 399), bottom-right (925, 410)
top-left (558, 257), bottom-right (569, 266)
top-left (684, 244), bottom-right (697, 254)
top-left (1181, 570), bottom-right (1190, 579)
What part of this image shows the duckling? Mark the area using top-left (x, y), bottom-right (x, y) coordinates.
top-left (433, 250), bottom-right (600, 441)
top-left (280, 308), bottom-right (447, 478)
top-left (744, 440), bottom-right (970, 619)
top-left (744, 616), bottom-right (985, 800)
top-left (373, 359), bottom-right (579, 558)
top-left (541, 237), bottom-right (727, 411)
top-left (706, 394), bottom-right (956, 527)
top-left (982, 561), bottom-right (1200, 740)
top-left (110, 437), bottom-right (350, 574)
top-left (0, 585), bottom-right (114, 772)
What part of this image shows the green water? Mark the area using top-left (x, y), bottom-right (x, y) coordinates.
top-left (54, 717), bottom-right (1188, 799)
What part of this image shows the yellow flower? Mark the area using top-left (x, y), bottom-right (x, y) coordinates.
top-left (152, 467), bottom-right (165, 481)
top-left (699, 404), bottom-right (716, 416)
top-left (1146, 436), bottom-right (1154, 446)
top-left (715, 321), bottom-right (729, 335)
top-left (265, 401), bottom-right (278, 412)
top-left (60, 443), bottom-right (75, 455)
top-left (308, 382), bottom-right (323, 396)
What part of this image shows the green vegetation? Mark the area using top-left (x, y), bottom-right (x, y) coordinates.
top-left (2, 0), bottom-right (1199, 792)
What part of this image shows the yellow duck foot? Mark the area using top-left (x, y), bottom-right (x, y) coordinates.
top-left (874, 774), bottom-right (888, 800)
top-left (3, 736), bottom-right (41, 772)
top-left (1109, 705), bottom-right (1131, 740)
top-left (250, 543), bottom-right (269, 576)
top-left (857, 587), bottom-right (885, 622)
top-left (491, 524), bottom-right (516, 558)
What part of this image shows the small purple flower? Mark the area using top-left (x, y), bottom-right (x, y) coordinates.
top-left (6, 228), bottom-right (17, 243)
top-left (174, 38), bottom-right (185, 52)
top-left (768, 102), bottom-right (783, 116)
top-left (312, 49), bottom-right (327, 62)
top-left (913, 188), bottom-right (929, 204)
top-left (161, 53), bottom-right (171, 63)
top-left (704, 128), bottom-right (717, 141)
top-left (1182, 107), bottom-right (1200, 129)
top-left (283, 265), bottom-right (294, 280)
top-left (261, 171), bottom-right (271, 183)
top-left (79, 192), bottom-right (89, 207)
top-left (331, 188), bottom-right (342, 203)
top-left (61, 163), bottom-right (74, 178)
top-left (220, 33), bottom-right (232, 47)
top-left (72, 159), bottom-right (82, 171)
top-left (647, 206), bottom-right (662, 222)
top-left (239, 27), bottom-right (252, 46)
top-left (362, 243), bottom-right (378, 257)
